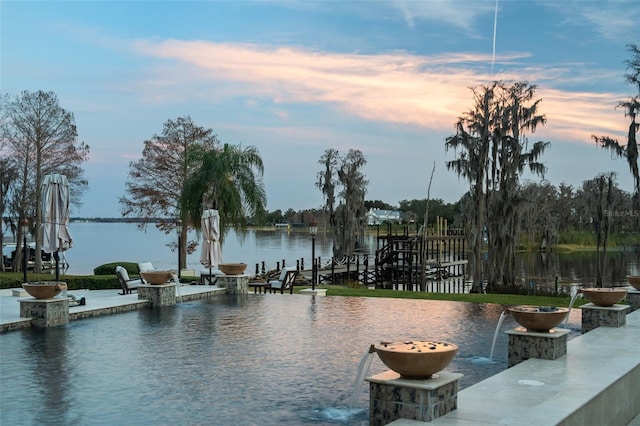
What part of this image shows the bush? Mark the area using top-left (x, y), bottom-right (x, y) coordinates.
top-left (0, 272), bottom-right (119, 291)
top-left (93, 262), bottom-right (140, 276)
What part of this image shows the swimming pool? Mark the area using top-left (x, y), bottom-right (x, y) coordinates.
top-left (0, 295), bottom-right (582, 425)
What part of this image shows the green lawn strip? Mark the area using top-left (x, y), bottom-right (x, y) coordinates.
top-left (295, 285), bottom-right (587, 308)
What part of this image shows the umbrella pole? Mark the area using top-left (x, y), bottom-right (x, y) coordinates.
top-left (54, 251), bottom-right (60, 281)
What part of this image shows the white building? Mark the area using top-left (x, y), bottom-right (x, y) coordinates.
top-left (367, 209), bottom-right (402, 225)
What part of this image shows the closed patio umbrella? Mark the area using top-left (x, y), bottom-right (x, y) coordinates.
top-left (41, 174), bottom-right (72, 281)
top-left (200, 209), bottom-right (222, 281)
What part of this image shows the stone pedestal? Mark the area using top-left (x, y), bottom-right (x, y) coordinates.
top-left (19, 298), bottom-right (69, 327)
top-left (217, 274), bottom-right (249, 294)
top-left (367, 370), bottom-right (463, 425)
top-left (138, 284), bottom-right (176, 307)
top-left (626, 290), bottom-right (640, 313)
top-left (580, 303), bottom-right (629, 333)
top-left (506, 327), bottom-right (569, 367)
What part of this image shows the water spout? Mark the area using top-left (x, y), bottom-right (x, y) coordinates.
top-left (563, 286), bottom-right (581, 327)
top-left (489, 310), bottom-right (508, 360)
top-left (172, 273), bottom-right (183, 304)
top-left (348, 345), bottom-right (376, 409)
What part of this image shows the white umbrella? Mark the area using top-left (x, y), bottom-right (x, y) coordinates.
top-left (200, 209), bottom-right (222, 279)
top-left (41, 174), bottom-right (72, 280)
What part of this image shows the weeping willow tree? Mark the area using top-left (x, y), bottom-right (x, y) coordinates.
top-left (446, 81), bottom-right (549, 293)
top-left (316, 148), bottom-right (368, 258)
top-left (593, 43), bottom-right (640, 211)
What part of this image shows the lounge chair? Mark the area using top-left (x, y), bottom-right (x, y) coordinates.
top-left (138, 262), bottom-right (154, 274)
top-left (267, 267), bottom-right (298, 294)
top-left (115, 265), bottom-right (145, 295)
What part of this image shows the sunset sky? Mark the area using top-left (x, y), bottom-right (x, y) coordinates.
top-left (2, 1), bottom-right (638, 217)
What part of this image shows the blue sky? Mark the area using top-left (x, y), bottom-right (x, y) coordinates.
top-left (2, 1), bottom-right (638, 218)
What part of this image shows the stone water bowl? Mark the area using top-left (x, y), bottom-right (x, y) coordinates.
top-left (580, 288), bottom-right (627, 307)
top-left (374, 340), bottom-right (458, 379)
top-left (627, 275), bottom-right (640, 291)
top-left (218, 263), bottom-right (247, 275)
top-left (22, 282), bottom-right (65, 299)
top-left (508, 305), bottom-right (569, 333)
top-left (140, 271), bottom-right (173, 285)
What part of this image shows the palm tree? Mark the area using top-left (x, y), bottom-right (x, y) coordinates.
top-left (181, 143), bottom-right (267, 240)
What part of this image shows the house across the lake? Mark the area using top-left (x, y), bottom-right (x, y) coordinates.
top-left (367, 209), bottom-right (402, 225)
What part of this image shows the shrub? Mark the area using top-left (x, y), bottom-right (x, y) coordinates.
top-left (93, 262), bottom-right (139, 276)
top-left (0, 272), bottom-right (119, 291)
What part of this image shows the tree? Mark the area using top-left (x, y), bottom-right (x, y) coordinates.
top-left (264, 209), bottom-right (284, 225)
top-left (0, 156), bottom-right (18, 272)
top-left (484, 82), bottom-right (549, 290)
top-left (445, 83), bottom-right (494, 292)
top-left (120, 116), bottom-right (218, 268)
top-left (593, 43), bottom-right (640, 210)
top-left (519, 181), bottom-right (559, 249)
top-left (398, 198), bottom-right (459, 227)
top-left (180, 143), bottom-right (266, 241)
top-left (317, 148), bottom-right (339, 237)
top-left (0, 90), bottom-right (89, 272)
top-left (365, 200), bottom-right (395, 210)
top-left (316, 148), bottom-right (368, 258)
top-left (578, 173), bottom-right (616, 286)
top-left (446, 81), bottom-right (549, 293)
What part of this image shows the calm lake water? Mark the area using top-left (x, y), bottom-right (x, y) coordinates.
top-left (63, 222), bottom-right (338, 275)
top-left (25, 222), bottom-right (640, 287)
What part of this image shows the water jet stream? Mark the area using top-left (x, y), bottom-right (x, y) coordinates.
top-left (489, 310), bottom-right (508, 360)
top-left (563, 286), bottom-right (581, 326)
top-left (348, 344), bottom-right (376, 409)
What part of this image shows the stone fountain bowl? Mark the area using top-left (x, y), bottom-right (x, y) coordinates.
top-left (374, 341), bottom-right (458, 379)
top-left (140, 271), bottom-right (173, 285)
top-left (627, 275), bottom-right (640, 291)
top-left (508, 305), bottom-right (569, 332)
top-left (22, 282), bottom-right (65, 299)
top-left (580, 288), bottom-right (627, 307)
top-left (218, 263), bottom-right (247, 275)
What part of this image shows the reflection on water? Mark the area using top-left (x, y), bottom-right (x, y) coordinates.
top-left (65, 223), bottom-right (341, 275)
top-left (64, 224), bottom-right (640, 294)
top-left (507, 250), bottom-right (640, 288)
top-left (0, 295), bottom-right (582, 425)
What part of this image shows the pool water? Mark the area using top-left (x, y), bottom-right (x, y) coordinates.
top-left (0, 295), bottom-right (582, 425)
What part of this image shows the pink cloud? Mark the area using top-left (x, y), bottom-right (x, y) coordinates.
top-left (130, 39), bottom-right (628, 146)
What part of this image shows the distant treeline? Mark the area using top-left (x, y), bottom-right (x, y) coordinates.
top-left (69, 217), bottom-right (162, 223)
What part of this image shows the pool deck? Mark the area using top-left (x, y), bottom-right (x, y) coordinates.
top-left (2, 287), bottom-right (639, 425)
top-left (0, 285), bottom-right (226, 332)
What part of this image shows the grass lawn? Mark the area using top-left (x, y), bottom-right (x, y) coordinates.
top-left (294, 285), bottom-right (587, 308)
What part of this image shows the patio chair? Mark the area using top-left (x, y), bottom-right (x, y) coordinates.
top-left (138, 262), bottom-right (155, 273)
top-left (115, 265), bottom-right (144, 295)
top-left (267, 267), bottom-right (298, 294)
top-left (199, 268), bottom-right (223, 285)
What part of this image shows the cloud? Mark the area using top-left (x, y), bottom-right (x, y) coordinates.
top-left (393, 0), bottom-right (494, 32)
top-left (129, 39), bottom-right (626, 147)
top-left (545, 1), bottom-right (640, 42)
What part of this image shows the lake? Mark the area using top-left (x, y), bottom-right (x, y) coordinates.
top-left (14, 222), bottom-right (640, 287)
top-left (59, 222), bottom-right (337, 275)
